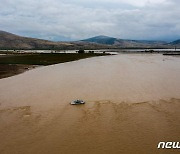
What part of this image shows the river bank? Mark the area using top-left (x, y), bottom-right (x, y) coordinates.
top-left (0, 53), bottom-right (109, 79)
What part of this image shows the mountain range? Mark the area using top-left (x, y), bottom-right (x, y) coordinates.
top-left (82, 35), bottom-right (179, 48)
top-left (0, 30), bottom-right (179, 50)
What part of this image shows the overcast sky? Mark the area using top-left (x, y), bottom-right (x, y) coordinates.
top-left (0, 0), bottom-right (180, 41)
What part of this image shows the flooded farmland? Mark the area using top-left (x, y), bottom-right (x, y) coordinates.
top-left (0, 54), bottom-right (180, 154)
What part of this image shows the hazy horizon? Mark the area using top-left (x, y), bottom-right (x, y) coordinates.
top-left (0, 0), bottom-right (180, 41)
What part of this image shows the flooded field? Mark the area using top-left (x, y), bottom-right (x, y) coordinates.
top-left (0, 54), bottom-right (180, 154)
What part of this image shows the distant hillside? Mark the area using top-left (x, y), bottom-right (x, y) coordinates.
top-left (82, 35), bottom-right (117, 45)
top-left (82, 35), bottom-right (169, 48)
top-left (170, 39), bottom-right (180, 45)
top-left (0, 31), bottom-right (114, 50)
top-left (0, 30), bottom-right (74, 49)
top-left (114, 39), bottom-right (168, 48)
top-left (0, 30), bottom-right (179, 49)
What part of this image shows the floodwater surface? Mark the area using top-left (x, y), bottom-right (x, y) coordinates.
top-left (0, 54), bottom-right (180, 154)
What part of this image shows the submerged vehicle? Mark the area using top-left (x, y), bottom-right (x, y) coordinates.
top-left (70, 99), bottom-right (85, 105)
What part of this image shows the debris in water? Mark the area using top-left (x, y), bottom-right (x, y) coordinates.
top-left (70, 99), bottom-right (85, 105)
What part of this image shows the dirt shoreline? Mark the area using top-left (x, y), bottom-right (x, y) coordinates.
top-left (0, 53), bottom-right (109, 79)
top-left (0, 64), bottom-right (38, 79)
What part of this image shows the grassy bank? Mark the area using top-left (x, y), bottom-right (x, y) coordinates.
top-left (0, 53), bottom-right (109, 79)
top-left (0, 53), bottom-right (109, 65)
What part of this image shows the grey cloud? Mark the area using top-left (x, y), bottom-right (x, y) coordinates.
top-left (0, 0), bottom-right (179, 41)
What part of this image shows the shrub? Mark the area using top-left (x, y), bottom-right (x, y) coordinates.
top-left (78, 49), bottom-right (85, 53)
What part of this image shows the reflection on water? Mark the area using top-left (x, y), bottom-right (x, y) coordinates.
top-left (0, 54), bottom-right (180, 154)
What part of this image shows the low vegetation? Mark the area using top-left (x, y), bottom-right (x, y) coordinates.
top-left (0, 53), bottom-right (109, 79)
top-left (0, 53), bottom-right (109, 65)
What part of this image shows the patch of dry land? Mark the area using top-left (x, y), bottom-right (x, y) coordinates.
top-left (0, 64), bottom-right (37, 79)
top-left (0, 54), bottom-right (180, 154)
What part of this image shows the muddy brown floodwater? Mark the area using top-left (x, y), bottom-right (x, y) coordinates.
top-left (0, 54), bottom-right (180, 154)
